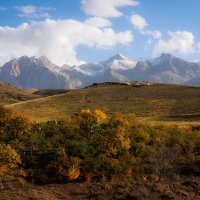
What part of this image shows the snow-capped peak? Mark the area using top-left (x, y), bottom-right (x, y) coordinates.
top-left (148, 53), bottom-right (176, 65)
top-left (160, 53), bottom-right (174, 59)
top-left (107, 53), bottom-right (127, 62)
top-left (103, 53), bottom-right (137, 71)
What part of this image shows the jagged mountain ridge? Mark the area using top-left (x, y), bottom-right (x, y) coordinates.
top-left (0, 53), bottom-right (200, 89)
top-left (0, 56), bottom-right (69, 89)
top-left (132, 53), bottom-right (200, 84)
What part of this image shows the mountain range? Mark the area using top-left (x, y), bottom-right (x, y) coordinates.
top-left (0, 53), bottom-right (200, 89)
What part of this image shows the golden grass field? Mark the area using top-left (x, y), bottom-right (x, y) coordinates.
top-left (5, 82), bottom-right (200, 126)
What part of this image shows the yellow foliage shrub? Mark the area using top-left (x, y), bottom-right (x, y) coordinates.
top-left (80, 109), bottom-right (106, 123)
top-left (0, 144), bottom-right (22, 178)
top-left (0, 164), bottom-right (8, 176)
top-left (68, 165), bottom-right (80, 181)
top-left (94, 109), bottom-right (107, 122)
top-left (80, 109), bottom-right (91, 115)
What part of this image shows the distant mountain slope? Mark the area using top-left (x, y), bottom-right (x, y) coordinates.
top-left (60, 53), bottom-right (137, 87)
top-left (0, 81), bottom-right (38, 105)
top-left (185, 77), bottom-right (200, 85)
top-left (7, 82), bottom-right (200, 122)
top-left (0, 53), bottom-right (200, 89)
top-left (132, 53), bottom-right (200, 84)
top-left (0, 56), bottom-right (69, 89)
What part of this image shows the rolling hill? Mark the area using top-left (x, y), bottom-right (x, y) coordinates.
top-left (6, 82), bottom-right (200, 124)
top-left (0, 81), bottom-right (38, 105)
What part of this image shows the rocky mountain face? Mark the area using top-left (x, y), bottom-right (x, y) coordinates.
top-left (0, 53), bottom-right (200, 89)
top-left (132, 53), bottom-right (200, 84)
top-left (72, 53), bottom-right (137, 85)
top-left (0, 56), bottom-right (68, 89)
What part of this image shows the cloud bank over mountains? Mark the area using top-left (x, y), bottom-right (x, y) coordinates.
top-left (0, 19), bottom-right (133, 66)
top-left (0, 0), bottom-right (200, 66)
top-left (153, 31), bottom-right (196, 56)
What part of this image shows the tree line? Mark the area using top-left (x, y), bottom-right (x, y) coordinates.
top-left (0, 106), bottom-right (199, 184)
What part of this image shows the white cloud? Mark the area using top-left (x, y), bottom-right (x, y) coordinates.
top-left (130, 13), bottom-right (161, 39)
top-left (153, 31), bottom-right (195, 56)
top-left (84, 17), bottom-right (112, 28)
top-left (144, 38), bottom-right (152, 50)
top-left (0, 7), bottom-right (7, 11)
top-left (16, 5), bottom-right (37, 14)
top-left (144, 30), bottom-right (161, 39)
top-left (15, 5), bottom-right (55, 18)
top-left (197, 43), bottom-right (200, 51)
top-left (130, 14), bottom-right (147, 31)
top-left (0, 19), bottom-right (133, 66)
top-left (81, 0), bottom-right (139, 17)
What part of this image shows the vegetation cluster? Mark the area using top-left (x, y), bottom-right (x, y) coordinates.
top-left (0, 106), bottom-right (199, 184)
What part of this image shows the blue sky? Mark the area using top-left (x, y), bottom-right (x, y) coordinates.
top-left (0, 0), bottom-right (200, 65)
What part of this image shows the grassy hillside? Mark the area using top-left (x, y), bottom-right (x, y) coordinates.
top-left (6, 82), bottom-right (200, 123)
top-left (0, 81), bottom-right (38, 105)
top-left (0, 81), bottom-right (73, 105)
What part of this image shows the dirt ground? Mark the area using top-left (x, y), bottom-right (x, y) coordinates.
top-left (0, 178), bottom-right (200, 200)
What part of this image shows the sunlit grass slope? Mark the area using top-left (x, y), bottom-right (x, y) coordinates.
top-left (6, 83), bottom-right (200, 124)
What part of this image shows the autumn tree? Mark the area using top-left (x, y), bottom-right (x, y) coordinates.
top-left (54, 147), bottom-right (81, 181)
top-left (74, 109), bottom-right (106, 139)
top-left (0, 108), bottom-right (31, 141)
top-left (83, 112), bottom-right (135, 180)
top-left (0, 144), bottom-right (22, 178)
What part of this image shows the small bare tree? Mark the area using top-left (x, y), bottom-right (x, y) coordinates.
top-left (144, 141), bottom-right (179, 181)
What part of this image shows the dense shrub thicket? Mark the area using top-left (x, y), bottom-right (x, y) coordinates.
top-left (0, 106), bottom-right (199, 184)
